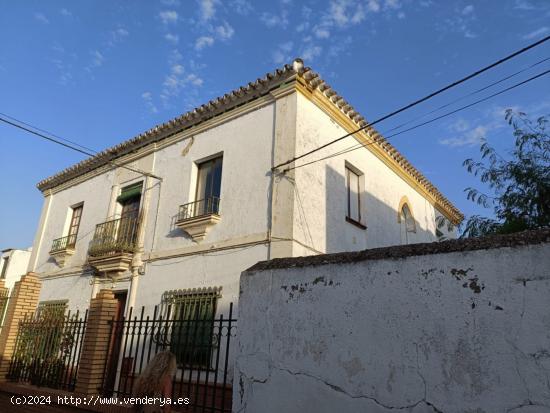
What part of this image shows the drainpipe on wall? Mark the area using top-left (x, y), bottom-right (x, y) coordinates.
top-left (127, 175), bottom-right (154, 310)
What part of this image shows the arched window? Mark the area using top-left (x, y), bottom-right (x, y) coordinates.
top-left (397, 196), bottom-right (416, 244)
top-left (401, 204), bottom-right (416, 233)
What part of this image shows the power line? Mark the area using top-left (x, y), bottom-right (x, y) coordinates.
top-left (0, 114), bottom-right (162, 180)
top-left (284, 68), bottom-right (550, 172)
top-left (384, 56), bottom-right (550, 135)
top-left (0, 111), bottom-right (98, 154)
top-left (273, 35), bottom-right (550, 170)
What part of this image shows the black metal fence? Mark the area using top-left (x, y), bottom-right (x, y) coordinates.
top-left (50, 234), bottom-right (77, 253)
top-left (7, 310), bottom-right (88, 391)
top-left (88, 215), bottom-right (140, 257)
top-left (102, 303), bottom-right (236, 413)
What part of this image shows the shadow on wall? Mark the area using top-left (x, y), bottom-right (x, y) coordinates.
top-left (325, 165), bottom-right (434, 253)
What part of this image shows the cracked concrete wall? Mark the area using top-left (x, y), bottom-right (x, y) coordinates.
top-left (235, 240), bottom-right (550, 413)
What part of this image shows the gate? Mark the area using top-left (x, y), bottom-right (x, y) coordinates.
top-left (102, 303), bottom-right (236, 412)
top-left (7, 310), bottom-right (88, 391)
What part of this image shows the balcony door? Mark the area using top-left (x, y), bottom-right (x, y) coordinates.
top-left (117, 183), bottom-right (142, 247)
top-left (195, 156), bottom-right (222, 216)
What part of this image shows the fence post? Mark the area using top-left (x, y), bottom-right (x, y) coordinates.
top-left (0, 272), bottom-right (41, 381)
top-left (75, 289), bottom-right (118, 396)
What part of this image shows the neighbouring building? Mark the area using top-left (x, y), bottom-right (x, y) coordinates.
top-left (28, 58), bottom-right (463, 320)
top-left (0, 247), bottom-right (32, 325)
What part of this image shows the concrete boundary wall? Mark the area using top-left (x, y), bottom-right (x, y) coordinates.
top-left (235, 230), bottom-right (550, 413)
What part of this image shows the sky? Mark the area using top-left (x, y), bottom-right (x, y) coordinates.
top-left (0, 0), bottom-right (549, 249)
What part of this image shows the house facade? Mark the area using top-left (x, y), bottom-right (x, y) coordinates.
top-left (0, 247), bottom-right (32, 292)
top-left (27, 59), bottom-right (462, 319)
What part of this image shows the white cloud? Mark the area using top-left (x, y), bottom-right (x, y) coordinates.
top-left (34, 13), bottom-right (49, 24)
top-left (514, 0), bottom-right (535, 10)
top-left (260, 11), bottom-right (289, 29)
top-left (272, 41), bottom-right (294, 64)
top-left (165, 33), bottom-right (179, 44)
top-left (523, 26), bottom-right (548, 40)
top-left (159, 10), bottom-right (178, 24)
top-left (397, 11), bottom-right (405, 19)
top-left (186, 74), bottom-right (203, 86)
top-left (142, 92), bottom-right (158, 113)
top-left (367, 0), bottom-right (380, 12)
top-left (60, 8), bottom-right (72, 17)
top-left (231, 0), bottom-right (253, 15)
top-left (439, 125), bottom-right (489, 147)
top-left (302, 45), bottom-right (322, 61)
top-left (462, 5), bottom-right (474, 15)
top-left (199, 0), bottom-right (218, 21)
top-left (215, 21), bottom-right (235, 40)
top-left (91, 50), bottom-right (104, 67)
top-left (161, 0), bottom-right (180, 5)
top-left (314, 26), bottom-right (331, 39)
top-left (195, 36), bottom-right (215, 50)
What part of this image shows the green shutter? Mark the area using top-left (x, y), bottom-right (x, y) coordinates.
top-left (117, 183), bottom-right (142, 203)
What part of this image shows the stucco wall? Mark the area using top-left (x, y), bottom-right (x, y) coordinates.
top-left (293, 92), bottom-right (447, 254)
top-left (235, 230), bottom-right (550, 413)
top-left (0, 248), bottom-right (31, 291)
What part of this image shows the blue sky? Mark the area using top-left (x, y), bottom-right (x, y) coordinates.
top-left (0, 0), bottom-right (549, 249)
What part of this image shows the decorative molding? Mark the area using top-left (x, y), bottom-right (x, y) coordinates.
top-left (88, 253), bottom-right (133, 279)
top-left (49, 248), bottom-right (74, 267)
top-left (175, 214), bottom-right (221, 242)
top-left (35, 59), bottom-right (462, 224)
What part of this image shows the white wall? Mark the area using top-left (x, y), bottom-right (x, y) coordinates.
top-left (0, 248), bottom-right (32, 290)
top-left (235, 232), bottom-right (550, 413)
top-left (29, 95), bottom-right (290, 312)
top-left (293, 92), bottom-right (442, 254)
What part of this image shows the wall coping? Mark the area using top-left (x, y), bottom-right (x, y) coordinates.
top-left (247, 228), bottom-right (550, 272)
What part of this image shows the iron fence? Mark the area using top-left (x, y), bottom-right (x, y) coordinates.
top-left (88, 215), bottom-right (140, 257)
top-left (178, 197), bottom-right (221, 222)
top-left (50, 234), bottom-right (77, 253)
top-left (7, 310), bottom-right (88, 391)
top-left (102, 303), bottom-right (236, 412)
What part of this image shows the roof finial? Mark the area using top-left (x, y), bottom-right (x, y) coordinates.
top-left (293, 58), bottom-right (304, 74)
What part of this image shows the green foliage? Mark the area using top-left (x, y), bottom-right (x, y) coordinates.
top-left (461, 110), bottom-right (550, 237)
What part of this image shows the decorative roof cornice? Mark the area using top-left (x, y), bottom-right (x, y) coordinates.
top-left (37, 64), bottom-right (297, 192)
top-left (294, 64), bottom-right (463, 224)
top-left (37, 59), bottom-right (463, 224)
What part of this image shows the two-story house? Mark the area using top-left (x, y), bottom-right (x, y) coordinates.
top-left (27, 59), bottom-right (462, 321)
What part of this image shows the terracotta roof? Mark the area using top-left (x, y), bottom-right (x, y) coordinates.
top-left (36, 59), bottom-right (463, 223)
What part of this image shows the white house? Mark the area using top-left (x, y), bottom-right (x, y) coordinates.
top-left (0, 247), bottom-right (32, 291)
top-left (28, 59), bottom-right (462, 319)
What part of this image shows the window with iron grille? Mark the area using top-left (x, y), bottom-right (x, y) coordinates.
top-left (37, 300), bottom-right (68, 321)
top-left (162, 287), bottom-right (221, 369)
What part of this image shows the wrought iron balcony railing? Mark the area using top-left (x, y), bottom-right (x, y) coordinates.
top-left (88, 215), bottom-right (140, 258)
top-left (177, 197), bottom-right (221, 222)
top-left (50, 234), bottom-right (77, 254)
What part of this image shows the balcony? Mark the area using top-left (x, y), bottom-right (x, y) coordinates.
top-left (49, 234), bottom-right (77, 266)
top-left (87, 215), bottom-right (140, 276)
top-left (175, 197), bottom-right (221, 242)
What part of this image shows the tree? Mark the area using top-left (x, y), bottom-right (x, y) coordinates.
top-left (460, 109), bottom-right (550, 238)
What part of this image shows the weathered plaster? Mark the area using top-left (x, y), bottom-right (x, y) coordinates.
top-left (236, 231), bottom-right (550, 412)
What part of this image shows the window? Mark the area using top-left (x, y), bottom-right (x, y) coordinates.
top-left (0, 256), bottom-right (9, 279)
top-left (195, 156), bottom-right (222, 216)
top-left (345, 165), bottom-right (365, 228)
top-left (401, 204), bottom-right (416, 233)
top-left (67, 204), bottom-right (83, 247)
top-left (163, 287), bottom-right (221, 368)
top-left (37, 300), bottom-right (68, 321)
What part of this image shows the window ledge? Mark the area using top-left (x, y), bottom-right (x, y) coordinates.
top-left (49, 247), bottom-right (75, 267)
top-left (175, 213), bottom-right (221, 242)
top-left (346, 216), bottom-right (367, 230)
